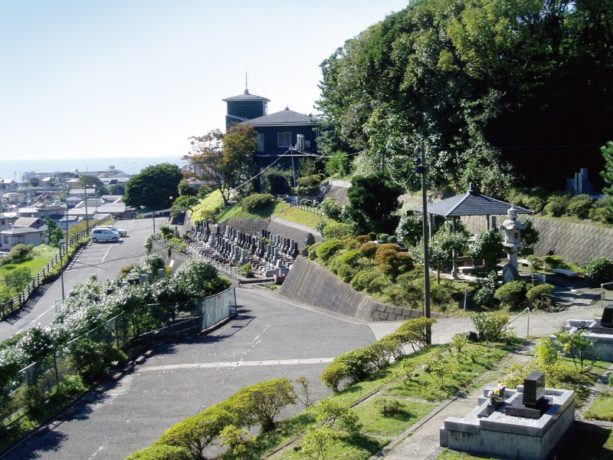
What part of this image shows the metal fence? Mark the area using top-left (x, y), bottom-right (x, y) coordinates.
top-left (195, 287), bottom-right (237, 331)
top-left (3, 288), bottom-right (237, 432)
top-left (0, 217), bottom-right (113, 320)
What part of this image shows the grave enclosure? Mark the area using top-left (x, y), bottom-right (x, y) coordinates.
top-left (441, 372), bottom-right (575, 460)
top-left (189, 221), bottom-right (300, 279)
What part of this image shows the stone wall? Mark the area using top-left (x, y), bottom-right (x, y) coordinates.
top-left (461, 214), bottom-right (613, 266)
top-left (279, 256), bottom-right (428, 321)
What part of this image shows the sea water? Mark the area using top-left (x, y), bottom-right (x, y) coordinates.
top-left (0, 156), bottom-right (186, 180)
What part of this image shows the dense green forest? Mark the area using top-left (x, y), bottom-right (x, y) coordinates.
top-left (317, 0), bottom-right (612, 195)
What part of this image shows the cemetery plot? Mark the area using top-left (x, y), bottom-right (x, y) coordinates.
top-left (189, 221), bottom-right (300, 279)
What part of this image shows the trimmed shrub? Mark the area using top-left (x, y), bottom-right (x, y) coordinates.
top-left (544, 194), bottom-right (570, 217)
top-left (238, 262), bottom-right (254, 278)
top-left (328, 249), bottom-right (365, 282)
top-left (315, 238), bottom-right (344, 263)
top-left (126, 445), bottom-right (191, 460)
top-left (320, 197), bottom-right (343, 220)
top-left (350, 268), bottom-right (391, 293)
top-left (567, 194), bottom-right (593, 218)
top-left (358, 241), bottom-right (378, 257)
top-left (472, 312), bottom-right (509, 341)
top-left (377, 233), bottom-right (390, 243)
top-left (322, 222), bottom-right (353, 240)
top-left (6, 243), bottom-right (34, 263)
top-left (307, 242), bottom-right (321, 260)
top-left (227, 378), bottom-right (297, 431)
top-left (494, 280), bottom-right (528, 309)
top-left (241, 193), bottom-right (275, 212)
top-left (589, 197), bottom-right (613, 223)
top-left (585, 257), bottom-right (613, 284)
top-left (69, 338), bottom-right (127, 385)
top-left (156, 405), bottom-right (237, 458)
top-left (321, 361), bottom-right (348, 392)
top-left (394, 317), bottom-right (436, 351)
top-left (523, 195), bottom-right (545, 213)
top-left (374, 397), bottom-right (402, 417)
top-left (526, 283), bottom-right (555, 310)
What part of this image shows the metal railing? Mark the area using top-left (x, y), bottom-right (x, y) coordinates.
top-left (0, 217), bottom-right (113, 320)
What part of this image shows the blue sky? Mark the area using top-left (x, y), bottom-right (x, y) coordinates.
top-left (0, 0), bottom-right (408, 160)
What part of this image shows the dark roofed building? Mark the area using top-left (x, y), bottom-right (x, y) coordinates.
top-left (223, 89), bottom-right (270, 130)
top-left (223, 87), bottom-right (321, 170)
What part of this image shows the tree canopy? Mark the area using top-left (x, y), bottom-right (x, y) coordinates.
top-left (317, 0), bottom-right (612, 193)
top-left (346, 174), bottom-right (403, 233)
top-left (184, 124), bottom-right (258, 205)
top-left (124, 163), bottom-right (182, 211)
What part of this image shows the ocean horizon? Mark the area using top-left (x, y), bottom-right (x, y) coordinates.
top-left (0, 156), bottom-right (186, 181)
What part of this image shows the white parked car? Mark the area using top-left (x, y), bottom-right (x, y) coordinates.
top-left (99, 225), bottom-right (128, 237)
top-left (91, 227), bottom-right (121, 243)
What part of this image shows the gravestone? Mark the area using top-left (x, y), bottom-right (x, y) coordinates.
top-left (524, 371), bottom-right (545, 407)
top-left (601, 306), bottom-right (613, 328)
top-left (505, 371), bottom-right (549, 419)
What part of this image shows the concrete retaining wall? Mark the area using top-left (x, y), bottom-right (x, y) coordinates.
top-left (279, 256), bottom-right (427, 321)
top-left (461, 215), bottom-right (613, 266)
top-left (221, 218), bottom-right (321, 250)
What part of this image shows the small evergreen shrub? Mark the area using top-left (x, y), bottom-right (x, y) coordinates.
top-left (472, 312), bottom-right (509, 341)
top-left (374, 397), bottom-right (402, 416)
top-left (585, 257), bottom-right (613, 284)
top-left (567, 194), bottom-right (593, 218)
top-left (322, 222), bottom-right (353, 240)
top-left (473, 273), bottom-right (498, 307)
top-left (320, 361), bottom-right (348, 392)
top-left (494, 280), bottom-right (528, 309)
top-left (126, 445), bottom-right (191, 460)
top-left (320, 197), bottom-right (343, 220)
top-left (544, 194), bottom-right (570, 217)
top-left (238, 262), bottom-right (254, 278)
top-left (358, 241), bottom-right (378, 257)
top-left (350, 268), bottom-right (391, 293)
top-left (377, 233), bottom-right (390, 243)
top-left (241, 193), bottom-right (275, 212)
top-left (526, 283), bottom-right (555, 310)
top-left (315, 239), bottom-right (344, 263)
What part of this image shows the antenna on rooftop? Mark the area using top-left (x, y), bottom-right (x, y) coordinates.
top-left (244, 69), bottom-right (249, 95)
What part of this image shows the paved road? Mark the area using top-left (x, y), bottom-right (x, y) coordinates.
top-left (0, 218), bottom-right (166, 341)
top-left (5, 288), bottom-right (376, 460)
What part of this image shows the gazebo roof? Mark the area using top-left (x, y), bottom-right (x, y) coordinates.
top-left (427, 188), bottom-right (531, 217)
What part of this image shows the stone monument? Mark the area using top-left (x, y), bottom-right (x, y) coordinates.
top-left (500, 205), bottom-right (526, 282)
top-left (564, 305), bottom-right (613, 361)
top-left (441, 371), bottom-right (575, 460)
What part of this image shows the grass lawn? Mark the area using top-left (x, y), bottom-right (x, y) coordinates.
top-left (241, 344), bottom-right (511, 460)
top-left (353, 397), bottom-right (436, 438)
top-left (190, 189), bottom-right (225, 222)
top-left (216, 199), bottom-right (332, 231)
top-left (0, 245), bottom-right (57, 286)
top-left (585, 392), bottom-right (613, 422)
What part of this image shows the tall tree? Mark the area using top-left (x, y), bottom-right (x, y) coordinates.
top-left (184, 125), bottom-right (258, 205)
top-left (601, 141), bottom-right (613, 214)
top-left (124, 163), bottom-right (182, 211)
top-left (346, 174), bottom-right (403, 234)
top-left (317, 0), bottom-right (613, 193)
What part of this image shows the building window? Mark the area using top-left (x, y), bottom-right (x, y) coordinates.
top-left (257, 134), bottom-right (265, 152)
top-left (304, 140), bottom-right (311, 149)
top-left (277, 132), bottom-right (291, 148)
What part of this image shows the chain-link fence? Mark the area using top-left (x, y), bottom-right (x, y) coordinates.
top-left (3, 289), bottom-right (237, 433)
top-left (195, 287), bottom-right (238, 331)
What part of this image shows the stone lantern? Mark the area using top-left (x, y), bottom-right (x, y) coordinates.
top-left (499, 205), bottom-right (525, 282)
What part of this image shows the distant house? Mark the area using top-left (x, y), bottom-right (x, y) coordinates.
top-left (17, 207), bottom-right (39, 218)
top-left (0, 227), bottom-right (43, 250)
top-left (13, 217), bottom-right (44, 229)
top-left (0, 213), bottom-right (17, 232)
top-left (223, 88), bottom-right (320, 169)
top-left (0, 179), bottom-right (17, 190)
top-left (69, 188), bottom-right (96, 199)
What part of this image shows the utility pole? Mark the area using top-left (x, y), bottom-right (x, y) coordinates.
top-left (416, 143), bottom-right (431, 343)
top-left (60, 206), bottom-right (68, 301)
top-left (84, 186), bottom-right (90, 235)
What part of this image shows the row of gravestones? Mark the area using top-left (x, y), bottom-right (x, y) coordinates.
top-left (191, 221), bottom-right (300, 278)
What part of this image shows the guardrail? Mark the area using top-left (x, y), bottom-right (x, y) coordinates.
top-left (0, 217), bottom-right (113, 320)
